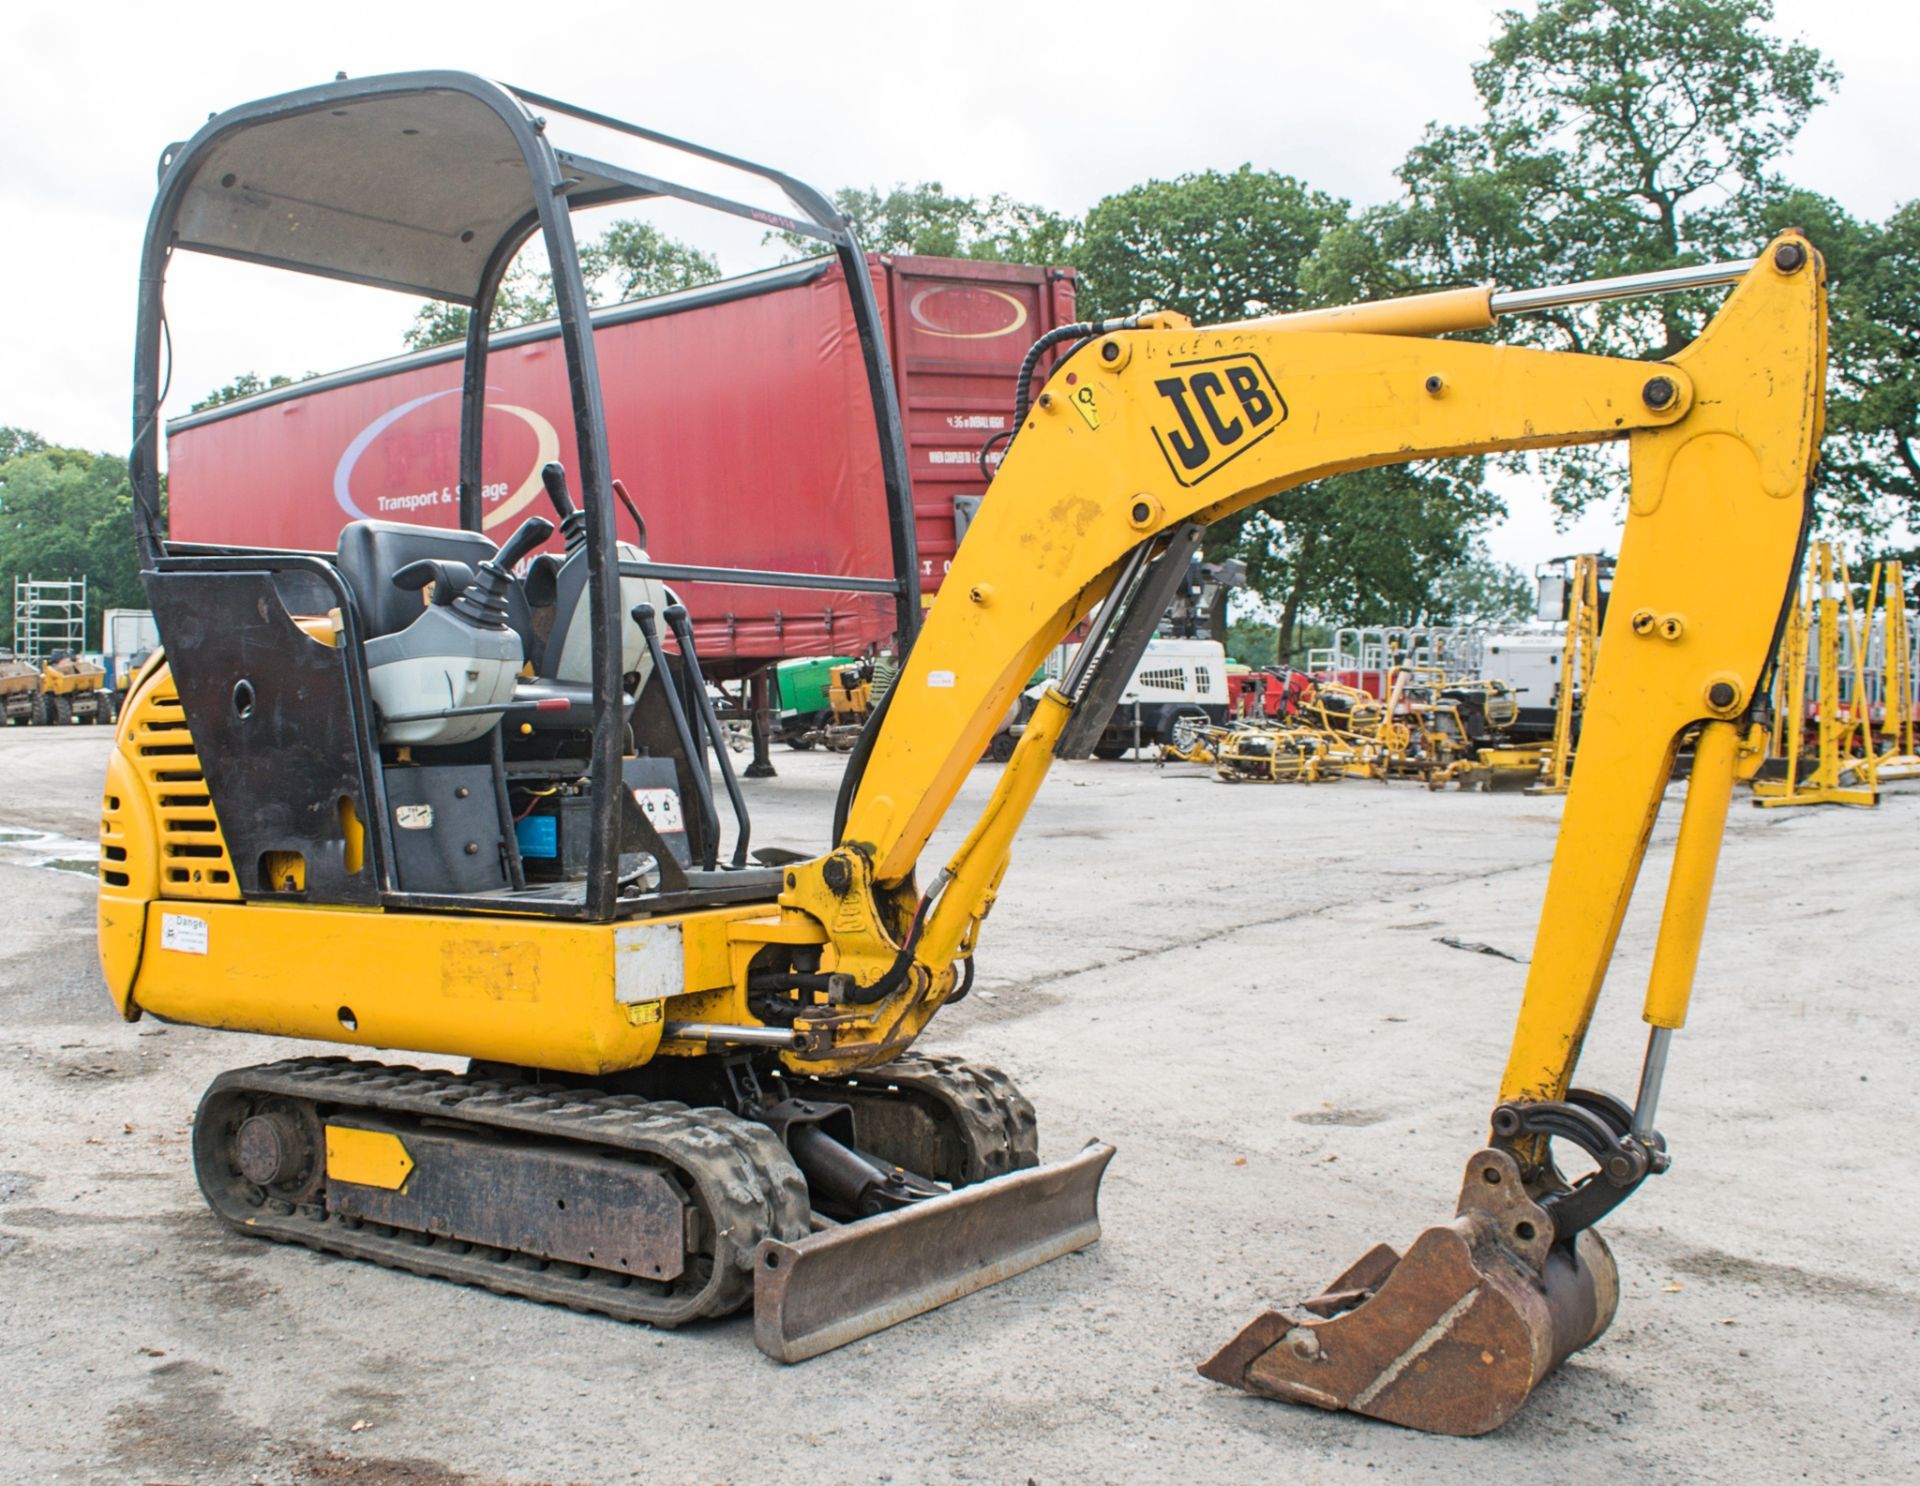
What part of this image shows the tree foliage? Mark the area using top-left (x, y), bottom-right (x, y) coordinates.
top-left (0, 427), bottom-right (47, 465)
top-left (1076, 168), bottom-right (1348, 324)
top-left (582, 222), bottom-right (722, 301)
top-left (1075, 169), bottom-right (1505, 658)
top-left (1423, 541), bottom-right (1537, 625)
top-left (1386, 0), bottom-right (1837, 514)
top-left (1773, 195), bottom-right (1920, 536)
top-left (0, 443), bottom-right (150, 649)
top-left (770, 182), bottom-right (1075, 265)
top-left (1234, 467), bottom-right (1508, 660)
top-left (191, 371), bottom-right (300, 414)
top-left (403, 221), bottom-right (721, 351)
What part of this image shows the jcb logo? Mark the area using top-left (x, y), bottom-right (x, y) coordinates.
top-left (1149, 353), bottom-right (1286, 486)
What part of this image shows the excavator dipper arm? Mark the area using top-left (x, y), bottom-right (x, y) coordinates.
top-left (767, 236), bottom-right (1824, 1430)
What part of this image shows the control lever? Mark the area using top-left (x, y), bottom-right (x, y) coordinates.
top-left (391, 558), bottom-right (477, 608)
top-left (446, 515), bottom-right (554, 629)
top-left (542, 461), bottom-right (648, 549)
top-left (664, 604), bottom-right (750, 868)
top-left (633, 603), bottom-right (720, 870)
top-left (611, 478), bottom-right (647, 547)
top-left (539, 463), bottom-right (589, 553)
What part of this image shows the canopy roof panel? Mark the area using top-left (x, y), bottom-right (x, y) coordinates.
top-left (170, 83), bottom-right (642, 303)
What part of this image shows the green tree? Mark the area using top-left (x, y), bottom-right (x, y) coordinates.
top-left (582, 221), bottom-right (722, 300)
top-left (813, 182), bottom-right (980, 258)
top-left (1387, 0), bottom-right (1837, 514)
top-left (1755, 194), bottom-right (1920, 536)
top-left (404, 263), bottom-right (554, 352)
top-left (403, 222), bottom-right (721, 351)
top-left (1422, 540), bottom-right (1537, 624)
top-left (1077, 167), bottom-right (1347, 323)
top-left (191, 372), bottom-right (300, 414)
top-left (1224, 615), bottom-right (1278, 667)
top-left (0, 447), bottom-right (150, 649)
top-left (1235, 467), bottom-right (1506, 661)
top-left (1075, 167), bottom-right (1507, 658)
top-left (768, 182), bottom-right (1075, 264)
top-left (0, 427), bottom-right (46, 465)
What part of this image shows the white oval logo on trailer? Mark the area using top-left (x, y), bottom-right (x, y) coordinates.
top-left (332, 389), bottom-right (560, 530)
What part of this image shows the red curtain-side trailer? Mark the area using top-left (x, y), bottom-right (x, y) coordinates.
top-left (166, 253), bottom-right (1077, 674)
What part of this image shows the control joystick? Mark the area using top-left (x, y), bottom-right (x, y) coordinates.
top-left (363, 515), bottom-right (551, 748)
top-left (540, 463), bottom-right (588, 554)
top-left (449, 514), bottom-right (554, 626)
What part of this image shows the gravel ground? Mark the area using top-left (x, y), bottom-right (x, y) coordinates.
top-left (0, 725), bottom-right (1913, 1485)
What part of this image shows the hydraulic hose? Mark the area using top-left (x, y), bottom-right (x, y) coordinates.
top-left (831, 676), bottom-right (897, 848)
top-left (978, 317), bottom-right (1139, 480)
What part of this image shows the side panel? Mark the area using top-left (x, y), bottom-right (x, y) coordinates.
top-left (126, 902), bottom-right (769, 1075)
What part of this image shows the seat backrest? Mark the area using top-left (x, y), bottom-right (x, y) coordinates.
top-left (336, 520), bottom-right (499, 639)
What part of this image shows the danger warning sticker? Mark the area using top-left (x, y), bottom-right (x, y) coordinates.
top-left (160, 913), bottom-right (209, 956)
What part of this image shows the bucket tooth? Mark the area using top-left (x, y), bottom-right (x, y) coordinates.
top-left (755, 1139), bottom-right (1114, 1363)
top-left (1201, 1148), bottom-right (1620, 1436)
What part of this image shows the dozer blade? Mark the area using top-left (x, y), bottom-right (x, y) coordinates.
top-left (755, 1139), bottom-right (1114, 1363)
top-left (1201, 1148), bottom-right (1619, 1436)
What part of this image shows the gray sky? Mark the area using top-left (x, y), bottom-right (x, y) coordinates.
top-left (3, 0), bottom-right (1912, 569)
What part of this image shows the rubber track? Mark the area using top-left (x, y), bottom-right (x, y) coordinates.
top-left (195, 1058), bottom-right (810, 1326)
top-left (805, 1053), bottom-right (1040, 1181)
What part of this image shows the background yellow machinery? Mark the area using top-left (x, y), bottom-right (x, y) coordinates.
top-left (1871, 559), bottom-right (1919, 780)
top-left (1755, 541), bottom-right (1881, 807)
top-left (1527, 553), bottom-right (1603, 795)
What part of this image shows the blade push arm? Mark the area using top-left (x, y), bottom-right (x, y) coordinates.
top-left (773, 237), bottom-right (1822, 1077)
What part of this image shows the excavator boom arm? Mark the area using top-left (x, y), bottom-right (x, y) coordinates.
top-left (775, 237), bottom-right (1823, 1433)
top-left (839, 242), bottom-right (1820, 1010)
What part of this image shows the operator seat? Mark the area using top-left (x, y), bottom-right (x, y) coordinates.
top-left (335, 518), bottom-right (539, 660)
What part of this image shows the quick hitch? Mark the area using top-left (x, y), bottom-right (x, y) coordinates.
top-left (1490, 1083), bottom-right (1671, 1241)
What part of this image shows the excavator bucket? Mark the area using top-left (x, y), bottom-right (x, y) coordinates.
top-left (755, 1139), bottom-right (1115, 1362)
top-left (1201, 1149), bottom-right (1619, 1436)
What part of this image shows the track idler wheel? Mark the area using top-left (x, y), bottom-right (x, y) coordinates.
top-left (1201, 1148), bottom-right (1619, 1436)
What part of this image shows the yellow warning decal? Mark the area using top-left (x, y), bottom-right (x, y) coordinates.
top-left (1071, 384), bottom-right (1102, 430)
top-left (324, 1125), bottom-right (415, 1190)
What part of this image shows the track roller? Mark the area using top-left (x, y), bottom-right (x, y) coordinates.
top-left (194, 1058), bottom-right (809, 1325)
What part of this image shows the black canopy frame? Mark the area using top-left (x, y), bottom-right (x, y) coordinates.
top-left (130, 71), bottom-right (921, 920)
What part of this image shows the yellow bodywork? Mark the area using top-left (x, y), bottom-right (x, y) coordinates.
top-left (41, 658), bottom-right (108, 696)
top-left (101, 238), bottom-right (1825, 1114)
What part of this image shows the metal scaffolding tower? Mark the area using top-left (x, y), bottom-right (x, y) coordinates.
top-left (12, 576), bottom-right (88, 665)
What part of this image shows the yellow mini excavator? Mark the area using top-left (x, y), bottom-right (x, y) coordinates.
top-left (103, 73), bottom-right (1823, 1436)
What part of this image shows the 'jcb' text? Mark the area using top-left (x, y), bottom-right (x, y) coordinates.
top-left (1148, 354), bottom-right (1287, 486)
